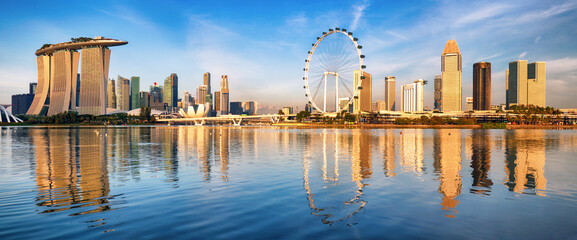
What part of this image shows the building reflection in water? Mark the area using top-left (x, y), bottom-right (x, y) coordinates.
top-left (34, 128), bottom-right (111, 218)
top-left (470, 129), bottom-right (493, 195)
top-left (381, 129), bottom-right (396, 177)
top-left (215, 127), bottom-right (230, 181)
top-left (303, 129), bottom-right (370, 224)
top-left (399, 129), bottom-right (424, 174)
top-left (504, 130), bottom-right (547, 196)
top-left (434, 129), bottom-right (462, 218)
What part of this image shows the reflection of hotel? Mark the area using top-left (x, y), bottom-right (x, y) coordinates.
top-left (434, 129), bottom-right (462, 218)
top-left (505, 130), bottom-right (547, 196)
top-left (34, 128), bottom-right (110, 215)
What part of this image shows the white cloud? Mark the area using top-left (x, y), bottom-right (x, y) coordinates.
top-left (350, 3), bottom-right (369, 31)
top-left (454, 3), bottom-right (510, 27)
top-left (97, 5), bottom-right (155, 30)
top-left (385, 31), bottom-right (409, 41)
top-left (535, 35), bottom-right (542, 43)
top-left (519, 51), bottom-right (527, 58)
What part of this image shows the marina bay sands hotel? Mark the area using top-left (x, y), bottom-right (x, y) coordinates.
top-left (27, 36), bottom-right (127, 116)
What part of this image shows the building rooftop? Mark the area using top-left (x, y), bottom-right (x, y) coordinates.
top-left (442, 39), bottom-right (460, 55)
top-left (35, 37), bottom-right (128, 56)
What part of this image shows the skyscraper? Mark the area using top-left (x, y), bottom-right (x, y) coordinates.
top-left (131, 76), bottom-right (140, 110)
top-left (473, 62), bottom-right (491, 110)
top-left (28, 38), bottom-right (127, 115)
top-left (150, 83), bottom-right (163, 110)
top-left (196, 85), bottom-right (208, 105)
top-left (220, 75), bottom-right (230, 115)
top-left (230, 102), bottom-right (243, 115)
top-left (441, 39), bottom-right (462, 111)
top-left (214, 91), bottom-right (221, 114)
top-left (163, 73), bottom-right (178, 109)
top-left (506, 60), bottom-right (546, 108)
top-left (140, 91), bottom-right (150, 108)
top-left (434, 75), bottom-right (442, 110)
top-left (107, 79), bottom-right (116, 109)
top-left (353, 70), bottom-right (372, 113)
top-left (401, 79), bottom-right (425, 112)
top-left (243, 101), bottom-right (257, 115)
top-left (385, 76), bottom-right (395, 111)
top-left (117, 75), bottom-right (130, 110)
top-left (182, 91), bottom-right (193, 108)
top-left (203, 72), bottom-right (211, 94)
top-left (79, 46), bottom-right (111, 115)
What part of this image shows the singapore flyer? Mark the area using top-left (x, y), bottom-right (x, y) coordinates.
top-left (303, 27), bottom-right (365, 113)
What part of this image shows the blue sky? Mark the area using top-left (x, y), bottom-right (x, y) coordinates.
top-left (1, 0), bottom-right (577, 113)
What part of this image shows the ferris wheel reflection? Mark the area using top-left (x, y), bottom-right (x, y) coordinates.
top-left (302, 129), bottom-right (371, 224)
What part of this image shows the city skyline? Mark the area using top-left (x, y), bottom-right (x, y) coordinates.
top-left (1, 0), bottom-right (577, 113)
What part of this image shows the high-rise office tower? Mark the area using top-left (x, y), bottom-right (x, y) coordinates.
top-left (401, 79), bottom-right (425, 112)
top-left (117, 75), bottom-right (130, 110)
top-left (29, 83), bottom-right (37, 95)
top-left (131, 76), bottom-right (140, 109)
top-left (220, 75), bottom-right (229, 115)
top-left (353, 70), bottom-right (372, 113)
top-left (243, 101), bottom-right (257, 115)
top-left (196, 85), bottom-right (208, 105)
top-left (506, 60), bottom-right (546, 108)
top-left (441, 39), bottom-right (462, 111)
top-left (149, 83), bottom-right (164, 110)
top-left (107, 79), bottom-right (116, 109)
top-left (203, 72), bottom-right (211, 94)
top-left (27, 37), bottom-right (127, 116)
top-left (140, 91), bottom-right (150, 108)
top-left (434, 75), bottom-right (442, 110)
top-left (163, 73), bottom-right (178, 109)
top-left (214, 91), bottom-right (221, 114)
top-left (230, 102), bottom-right (243, 115)
top-left (385, 76), bottom-right (395, 111)
top-left (473, 62), bottom-right (491, 110)
top-left (182, 91), bottom-right (193, 108)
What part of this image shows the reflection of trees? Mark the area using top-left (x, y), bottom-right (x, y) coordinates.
top-left (434, 129), bottom-right (462, 218)
top-left (470, 129), bottom-right (493, 195)
top-left (303, 129), bottom-right (371, 224)
top-left (504, 130), bottom-right (547, 196)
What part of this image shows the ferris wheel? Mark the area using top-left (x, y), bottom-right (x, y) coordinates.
top-left (303, 28), bottom-right (365, 113)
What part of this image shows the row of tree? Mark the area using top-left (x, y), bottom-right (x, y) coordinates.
top-left (14, 107), bottom-right (155, 125)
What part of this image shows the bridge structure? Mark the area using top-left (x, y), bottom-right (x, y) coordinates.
top-left (157, 114), bottom-right (296, 126)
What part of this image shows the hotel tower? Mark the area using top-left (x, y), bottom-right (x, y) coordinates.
top-left (27, 37), bottom-right (127, 116)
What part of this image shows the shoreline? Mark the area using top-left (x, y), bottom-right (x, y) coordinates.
top-left (2, 123), bottom-right (577, 130)
top-left (271, 122), bottom-right (577, 129)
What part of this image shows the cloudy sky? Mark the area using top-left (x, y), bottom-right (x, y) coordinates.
top-left (1, 0), bottom-right (576, 113)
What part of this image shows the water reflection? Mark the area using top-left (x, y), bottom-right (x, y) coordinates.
top-left (302, 129), bottom-right (370, 224)
top-left (400, 129), bottom-right (424, 173)
top-left (470, 129), bottom-right (493, 195)
top-left (504, 130), bottom-right (547, 196)
top-left (33, 128), bottom-right (112, 217)
top-left (6, 126), bottom-right (557, 234)
top-left (434, 129), bottom-right (462, 218)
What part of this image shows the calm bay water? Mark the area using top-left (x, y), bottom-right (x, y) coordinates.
top-left (1, 126), bottom-right (577, 239)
